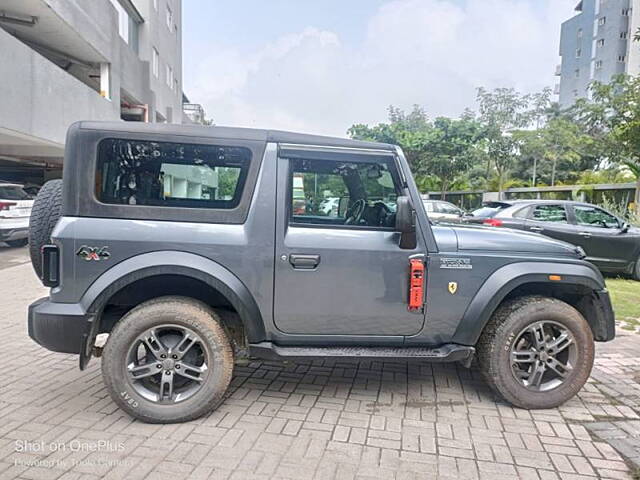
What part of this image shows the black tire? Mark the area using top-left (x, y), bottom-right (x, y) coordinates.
top-left (477, 295), bottom-right (594, 409)
top-left (28, 179), bottom-right (63, 279)
top-left (101, 296), bottom-right (234, 423)
top-left (632, 257), bottom-right (640, 281)
top-left (6, 238), bottom-right (28, 248)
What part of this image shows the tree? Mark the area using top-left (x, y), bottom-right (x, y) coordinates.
top-left (348, 106), bottom-right (482, 197)
top-left (575, 75), bottom-right (640, 213)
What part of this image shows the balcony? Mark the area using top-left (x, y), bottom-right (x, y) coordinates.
top-left (0, 26), bottom-right (118, 164)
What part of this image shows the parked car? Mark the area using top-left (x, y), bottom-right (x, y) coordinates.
top-left (467, 199), bottom-right (640, 279)
top-left (0, 182), bottom-right (34, 247)
top-left (422, 199), bottom-right (465, 223)
top-left (28, 122), bottom-right (614, 423)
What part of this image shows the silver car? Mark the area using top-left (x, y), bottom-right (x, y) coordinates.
top-left (422, 199), bottom-right (465, 224)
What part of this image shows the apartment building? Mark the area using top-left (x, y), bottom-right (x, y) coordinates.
top-left (0, 0), bottom-right (183, 184)
top-left (557, 0), bottom-right (640, 107)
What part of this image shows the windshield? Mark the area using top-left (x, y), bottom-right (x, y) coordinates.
top-left (0, 185), bottom-right (31, 200)
top-left (470, 202), bottom-right (511, 218)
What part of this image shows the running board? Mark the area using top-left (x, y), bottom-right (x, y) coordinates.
top-left (249, 342), bottom-right (474, 364)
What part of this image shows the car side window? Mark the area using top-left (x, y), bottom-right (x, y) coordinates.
top-left (96, 138), bottom-right (251, 209)
top-left (574, 206), bottom-right (619, 229)
top-left (531, 205), bottom-right (568, 223)
top-left (437, 202), bottom-right (459, 214)
top-left (289, 158), bottom-right (400, 229)
top-left (513, 206), bottom-right (531, 219)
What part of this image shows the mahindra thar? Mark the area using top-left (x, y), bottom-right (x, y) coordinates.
top-left (27, 121), bottom-right (615, 423)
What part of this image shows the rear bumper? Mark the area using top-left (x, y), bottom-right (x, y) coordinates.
top-left (28, 297), bottom-right (89, 354)
top-left (0, 226), bottom-right (28, 241)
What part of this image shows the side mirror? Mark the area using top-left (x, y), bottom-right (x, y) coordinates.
top-left (620, 222), bottom-right (630, 233)
top-left (395, 196), bottom-right (415, 233)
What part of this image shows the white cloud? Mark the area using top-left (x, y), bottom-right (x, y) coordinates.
top-left (189, 0), bottom-right (575, 137)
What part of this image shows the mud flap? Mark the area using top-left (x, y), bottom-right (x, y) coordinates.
top-left (79, 314), bottom-right (98, 370)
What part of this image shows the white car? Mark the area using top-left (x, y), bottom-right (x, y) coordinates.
top-left (0, 182), bottom-right (34, 247)
top-left (422, 199), bottom-right (466, 224)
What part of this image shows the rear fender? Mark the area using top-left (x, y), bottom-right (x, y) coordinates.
top-left (78, 251), bottom-right (265, 369)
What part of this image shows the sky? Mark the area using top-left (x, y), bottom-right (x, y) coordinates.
top-left (183, 0), bottom-right (578, 137)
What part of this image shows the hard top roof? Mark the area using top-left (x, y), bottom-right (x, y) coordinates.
top-left (76, 121), bottom-right (396, 151)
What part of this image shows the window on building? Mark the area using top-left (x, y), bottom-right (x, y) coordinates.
top-left (152, 48), bottom-right (159, 78)
top-left (174, 79), bottom-right (179, 94)
top-left (622, 8), bottom-right (631, 16)
top-left (619, 55), bottom-right (626, 62)
top-left (621, 31), bottom-right (629, 39)
top-left (96, 139), bottom-right (251, 209)
top-left (598, 17), bottom-right (606, 26)
top-left (575, 68), bottom-right (580, 78)
top-left (166, 4), bottom-right (173, 31)
top-left (166, 64), bottom-right (173, 88)
top-left (288, 158), bottom-right (401, 229)
top-left (576, 48), bottom-right (582, 58)
top-left (577, 28), bottom-right (583, 38)
top-left (597, 38), bottom-right (605, 47)
top-left (153, 0), bottom-right (158, 10)
top-left (109, 0), bottom-right (129, 42)
top-left (595, 60), bottom-right (603, 69)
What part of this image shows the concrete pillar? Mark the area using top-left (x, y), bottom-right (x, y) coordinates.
top-left (100, 63), bottom-right (111, 100)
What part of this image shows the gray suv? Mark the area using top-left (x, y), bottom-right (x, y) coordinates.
top-left (27, 122), bottom-right (615, 423)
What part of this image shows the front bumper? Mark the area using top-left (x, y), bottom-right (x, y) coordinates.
top-left (28, 297), bottom-right (89, 354)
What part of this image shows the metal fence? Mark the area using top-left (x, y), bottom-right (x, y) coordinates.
top-left (423, 183), bottom-right (637, 210)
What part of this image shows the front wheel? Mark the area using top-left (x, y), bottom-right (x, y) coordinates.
top-left (101, 296), bottom-right (234, 423)
top-left (477, 296), bottom-right (594, 409)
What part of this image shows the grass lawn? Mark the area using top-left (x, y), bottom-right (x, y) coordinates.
top-left (606, 277), bottom-right (640, 330)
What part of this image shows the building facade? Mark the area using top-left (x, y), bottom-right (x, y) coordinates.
top-left (0, 0), bottom-right (183, 184)
top-left (557, 0), bottom-right (640, 107)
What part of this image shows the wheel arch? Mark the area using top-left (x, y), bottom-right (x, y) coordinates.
top-left (79, 251), bottom-right (265, 367)
top-left (451, 261), bottom-right (612, 346)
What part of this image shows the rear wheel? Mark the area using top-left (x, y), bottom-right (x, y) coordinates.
top-left (477, 296), bottom-right (594, 409)
top-left (101, 296), bottom-right (234, 423)
top-left (6, 238), bottom-right (28, 248)
top-left (632, 257), bottom-right (640, 281)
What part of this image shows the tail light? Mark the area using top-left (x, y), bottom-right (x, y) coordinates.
top-left (0, 201), bottom-right (16, 211)
top-left (483, 218), bottom-right (503, 227)
top-left (41, 245), bottom-right (60, 287)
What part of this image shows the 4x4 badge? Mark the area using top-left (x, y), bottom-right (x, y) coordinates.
top-left (448, 282), bottom-right (458, 295)
top-left (76, 245), bottom-right (111, 261)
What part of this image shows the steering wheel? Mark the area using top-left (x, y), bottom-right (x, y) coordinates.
top-left (345, 199), bottom-right (366, 225)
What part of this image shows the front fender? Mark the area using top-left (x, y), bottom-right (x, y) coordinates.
top-left (81, 251), bottom-right (266, 342)
top-left (451, 261), bottom-right (606, 345)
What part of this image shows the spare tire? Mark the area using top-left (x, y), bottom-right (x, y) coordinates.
top-left (29, 179), bottom-right (63, 279)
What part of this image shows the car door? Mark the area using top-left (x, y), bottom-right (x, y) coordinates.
top-left (524, 204), bottom-right (577, 244)
top-left (569, 204), bottom-right (634, 270)
top-left (273, 147), bottom-right (425, 337)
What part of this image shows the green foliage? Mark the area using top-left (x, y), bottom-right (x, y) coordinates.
top-left (348, 79), bottom-right (640, 210)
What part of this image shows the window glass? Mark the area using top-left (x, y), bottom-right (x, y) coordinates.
top-left (289, 158), bottom-right (399, 228)
top-left (422, 201), bottom-right (434, 212)
top-left (574, 206), bottom-right (619, 229)
top-left (437, 202), bottom-right (460, 214)
top-left (0, 186), bottom-right (30, 200)
top-left (96, 138), bottom-right (250, 209)
top-left (531, 205), bottom-right (567, 223)
top-left (471, 202), bottom-right (511, 218)
top-left (513, 206), bottom-right (531, 219)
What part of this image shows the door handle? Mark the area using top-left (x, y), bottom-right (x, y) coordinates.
top-left (289, 254), bottom-right (321, 270)
top-left (529, 226), bottom-right (544, 232)
top-left (579, 232), bottom-right (592, 239)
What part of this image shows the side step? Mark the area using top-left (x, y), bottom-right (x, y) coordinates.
top-left (249, 342), bottom-right (475, 364)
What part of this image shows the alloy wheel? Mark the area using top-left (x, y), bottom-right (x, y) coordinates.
top-left (510, 320), bottom-right (577, 392)
top-left (125, 324), bottom-right (209, 403)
